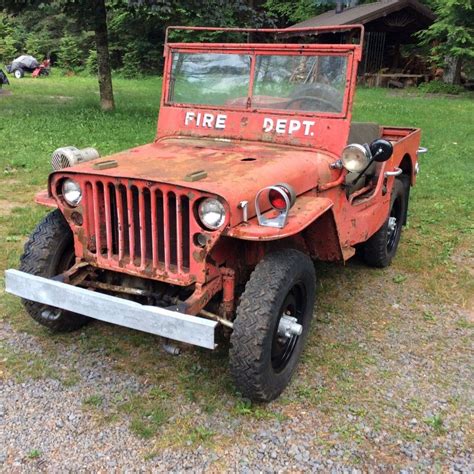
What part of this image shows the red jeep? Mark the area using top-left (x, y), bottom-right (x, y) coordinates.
top-left (5, 26), bottom-right (425, 401)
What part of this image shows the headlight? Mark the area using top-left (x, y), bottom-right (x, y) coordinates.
top-left (341, 144), bottom-right (371, 173)
top-left (198, 198), bottom-right (226, 230)
top-left (62, 179), bottom-right (82, 206)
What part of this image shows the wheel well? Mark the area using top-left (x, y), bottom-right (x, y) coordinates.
top-left (399, 153), bottom-right (413, 180)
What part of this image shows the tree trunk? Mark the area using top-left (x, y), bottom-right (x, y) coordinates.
top-left (443, 56), bottom-right (462, 85)
top-left (94, 0), bottom-right (114, 111)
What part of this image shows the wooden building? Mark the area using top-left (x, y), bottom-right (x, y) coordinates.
top-left (289, 0), bottom-right (436, 86)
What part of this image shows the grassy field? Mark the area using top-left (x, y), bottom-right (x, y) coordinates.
top-left (0, 75), bottom-right (473, 467)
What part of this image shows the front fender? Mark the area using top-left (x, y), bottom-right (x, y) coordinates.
top-left (224, 192), bottom-right (333, 241)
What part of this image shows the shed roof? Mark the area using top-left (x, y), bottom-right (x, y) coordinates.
top-left (288, 0), bottom-right (435, 29)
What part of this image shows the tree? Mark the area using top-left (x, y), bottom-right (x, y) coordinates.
top-left (1, 0), bottom-right (115, 110)
top-left (418, 0), bottom-right (474, 84)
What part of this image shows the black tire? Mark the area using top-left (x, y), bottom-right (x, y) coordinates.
top-left (360, 178), bottom-right (408, 268)
top-left (13, 68), bottom-right (24, 79)
top-left (229, 249), bottom-right (316, 402)
top-left (19, 209), bottom-right (90, 332)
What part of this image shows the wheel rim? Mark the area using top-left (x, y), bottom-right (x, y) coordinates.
top-left (271, 282), bottom-right (306, 373)
top-left (387, 198), bottom-right (401, 252)
top-left (41, 245), bottom-right (75, 321)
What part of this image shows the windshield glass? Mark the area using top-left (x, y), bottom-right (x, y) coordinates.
top-left (169, 52), bottom-right (251, 106)
top-left (253, 55), bottom-right (347, 113)
top-left (168, 52), bottom-right (348, 114)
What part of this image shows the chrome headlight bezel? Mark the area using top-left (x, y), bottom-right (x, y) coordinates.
top-left (197, 198), bottom-right (226, 230)
top-left (341, 143), bottom-right (371, 173)
top-left (62, 178), bottom-right (82, 207)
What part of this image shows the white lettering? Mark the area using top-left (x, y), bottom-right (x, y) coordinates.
top-left (276, 119), bottom-right (287, 134)
top-left (288, 119), bottom-right (301, 134)
top-left (263, 117), bottom-right (274, 133)
top-left (184, 111), bottom-right (195, 126)
top-left (184, 111), bottom-right (228, 130)
top-left (215, 114), bottom-right (227, 129)
top-left (302, 120), bottom-right (315, 136)
top-left (202, 113), bottom-right (213, 128)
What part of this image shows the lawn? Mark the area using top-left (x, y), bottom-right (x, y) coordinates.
top-left (0, 75), bottom-right (473, 468)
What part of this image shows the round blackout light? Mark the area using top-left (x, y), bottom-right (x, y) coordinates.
top-left (341, 144), bottom-right (370, 173)
top-left (62, 179), bottom-right (82, 207)
top-left (198, 198), bottom-right (226, 230)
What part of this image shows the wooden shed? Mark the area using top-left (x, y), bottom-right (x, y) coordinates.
top-left (289, 0), bottom-right (436, 86)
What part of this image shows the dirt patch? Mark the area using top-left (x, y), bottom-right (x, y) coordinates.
top-left (47, 95), bottom-right (73, 102)
top-left (0, 199), bottom-right (25, 216)
top-left (0, 89), bottom-right (13, 97)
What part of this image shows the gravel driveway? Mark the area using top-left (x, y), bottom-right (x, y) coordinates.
top-left (1, 256), bottom-right (472, 472)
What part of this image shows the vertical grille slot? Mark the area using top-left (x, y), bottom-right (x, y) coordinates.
top-left (154, 190), bottom-right (165, 265)
top-left (107, 183), bottom-right (118, 255)
top-left (180, 196), bottom-right (190, 270)
top-left (143, 188), bottom-right (153, 262)
top-left (168, 192), bottom-right (177, 267)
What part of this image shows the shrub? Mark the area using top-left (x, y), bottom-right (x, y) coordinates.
top-left (121, 49), bottom-right (142, 79)
top-left (57, 34), bottom-right (82, 71)
top-left (85, 49), bottom-right (98, 76)
top-left (418, 81), bottom-right (465, 95)
top-left (0, 14), bottom-right (18, 64)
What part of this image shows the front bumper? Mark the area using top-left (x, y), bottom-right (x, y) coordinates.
top-left (5, 269), bottom-right (217, 349)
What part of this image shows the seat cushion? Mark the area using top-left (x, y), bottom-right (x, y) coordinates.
top-left (347, 122), bottom-right (381, 145)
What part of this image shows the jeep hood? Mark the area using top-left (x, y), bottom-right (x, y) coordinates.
top-left (57, 137), bottom-right (335, 223)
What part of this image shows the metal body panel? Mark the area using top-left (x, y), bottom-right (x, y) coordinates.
top-left (30, 26), bottom-right (422, 317)
top-left (5, 269), bottom-right (217, 349)
top-left (226, 194), bottom-right (333, 240)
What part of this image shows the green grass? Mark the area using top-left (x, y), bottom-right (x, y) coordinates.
top-left (27, 449), bottom-right (42, 459)
top-left (0, 75), bottom-right (473, 462)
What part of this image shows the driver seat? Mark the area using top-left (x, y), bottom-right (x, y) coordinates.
top-left (345, 122), bottom-right (382, 193)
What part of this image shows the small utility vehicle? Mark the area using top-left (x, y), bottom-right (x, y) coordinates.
top-left (6, 26), bottom-right (425, 401)
top-left (6, 55), bottom-right (50, 79)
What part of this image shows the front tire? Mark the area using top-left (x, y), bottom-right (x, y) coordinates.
top-left (19, 209), bottom-right (90, 332)
top-left (360, 178), bottom-right (408, 268)
top-left (14, 68), bottom-right (24, 79)
top-left (229, 249), bottom-right (316, 402)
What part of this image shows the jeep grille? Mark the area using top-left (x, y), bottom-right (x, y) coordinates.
top-left (80, 178), bottom-right (196, 280)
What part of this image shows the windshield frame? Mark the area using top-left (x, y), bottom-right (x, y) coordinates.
top-left (163, 43), bottom-right (357, 119)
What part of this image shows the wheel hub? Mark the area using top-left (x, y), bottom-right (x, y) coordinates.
top-left (277, 314), bottom-right (303, 340)
top-left (387, 216), bottom-right (397, 243)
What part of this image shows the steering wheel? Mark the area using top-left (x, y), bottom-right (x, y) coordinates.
top-left (285, 96), bottom-right (340, 113)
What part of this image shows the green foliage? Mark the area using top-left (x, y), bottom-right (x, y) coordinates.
top-left (57, 34), bottom-right (82, 70)
top-left (0, 13), bottom-right (18, 63)
top-left (1, 0), bottom-right (274, 78)
top-left (121, 48), bottom-right (142, 79)
top-left (418, 80), bottom-right (465, 95)
top-left (418, 1), bottom-right (474, 64)
top-left (85, 49), bottom-right (98, 75)
top-left (264, 0), bottom-right (323, 25)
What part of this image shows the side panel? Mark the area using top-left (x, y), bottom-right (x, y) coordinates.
top-left (321, 128), bottom-right (421, 248)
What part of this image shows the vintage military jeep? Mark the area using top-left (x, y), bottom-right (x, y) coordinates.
top-left (5, 26), bottom-right (424, 401)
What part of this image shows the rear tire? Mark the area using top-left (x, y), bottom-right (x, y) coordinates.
top-left (360, 178), bottom-right (408, 268)
top-left (19, 209), bottom-right (90, 332)
top-left (229, 249), bottom-right (316, 402)
top-left (14, 68), bottom-right (24, 79)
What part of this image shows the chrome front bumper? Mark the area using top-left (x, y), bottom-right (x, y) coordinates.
top-left (4, 269), bottom-right (217, 349)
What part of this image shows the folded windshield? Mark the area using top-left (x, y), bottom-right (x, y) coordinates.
top-left (168, 52), bottom-right (348, 114)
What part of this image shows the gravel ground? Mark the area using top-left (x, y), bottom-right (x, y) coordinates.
top-left (1, 260), bottom-right (473, 472)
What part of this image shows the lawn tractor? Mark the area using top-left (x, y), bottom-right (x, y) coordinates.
top-left (6, 55), bottom-right (50, 79)
top-left (5, 25), bottom-right (426, 402)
